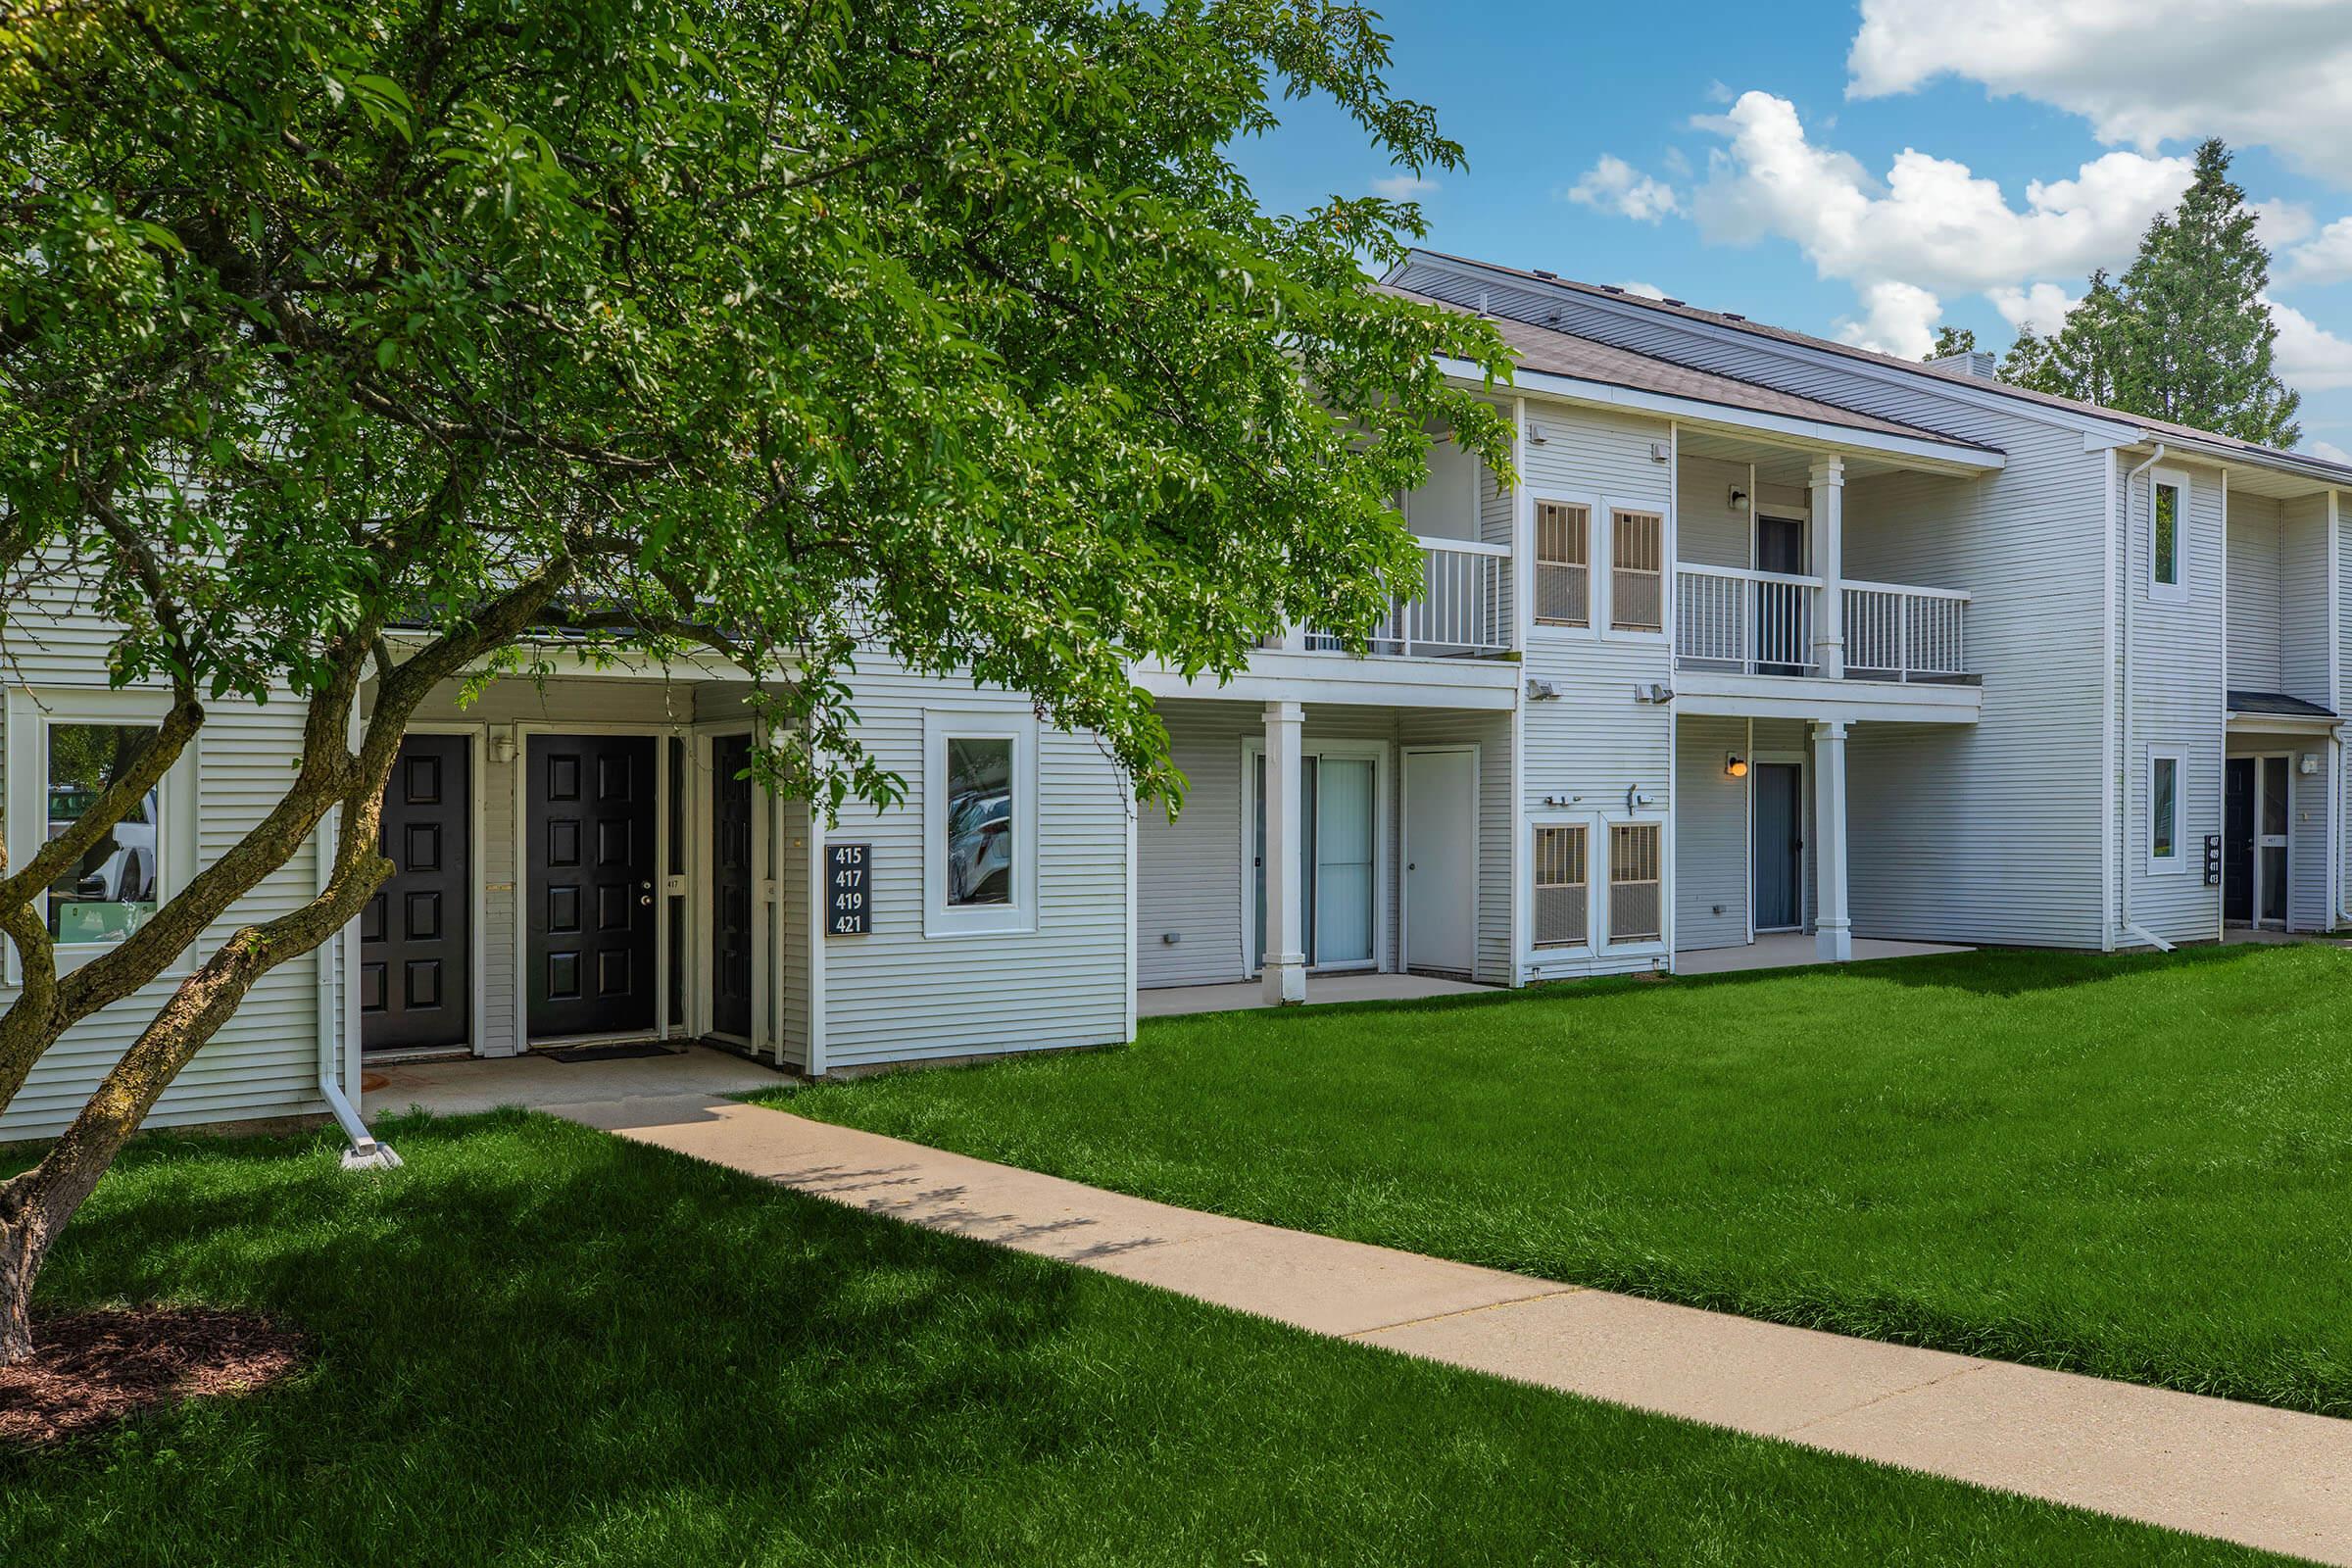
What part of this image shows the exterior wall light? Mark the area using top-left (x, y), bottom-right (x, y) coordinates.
top-left (1725, 754), bottom-right (1749, 778)
top-left (2301, 753), bottom-right (2323, 775)
top-left (1729, 486), bottom-right (1750, 512)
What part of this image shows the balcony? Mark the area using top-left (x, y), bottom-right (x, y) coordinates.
top-left (1298, 536), bottom-right (1514, 659)
top-left (1674, 564), bottom-right (1969, 683)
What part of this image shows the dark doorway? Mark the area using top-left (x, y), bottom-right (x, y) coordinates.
top-left (710, 734), bottom-right (757, 1040)
top-left (1753, 761), bottom-right (1804, 931)
top-left (2261, 757), bottom-right (2290, 925)
top-left (363, 734), bottom-right (471, 1053)
top-left (527, 735), bottom-right (658, 1039)
top-left (2225, 758), bottom-right (2254, 924)
top-left (1754, 515), bottom-right (1808, 675)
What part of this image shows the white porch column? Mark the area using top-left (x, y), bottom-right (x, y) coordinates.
top-left (1812, 718), bottom-right (1852, 962)
top-left (1809, 455), bottom-right (1845, 680)
top-left (1261, 700), bottom-right (1308, 1004)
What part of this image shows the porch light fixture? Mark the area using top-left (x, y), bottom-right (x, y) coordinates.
top-left (2303, 753), bottom-right (2323, 775)
top-left (1729, 485), bottom-right (1750, 512)
top-left (492, 725), bottom-right (518, 766)
top-left (1725, 754), bottom-right (1749, 779)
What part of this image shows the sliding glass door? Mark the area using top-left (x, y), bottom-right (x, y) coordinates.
top-left (1251, 752), bottom-right (1377, 970)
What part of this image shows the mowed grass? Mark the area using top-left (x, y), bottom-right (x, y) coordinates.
top-left (3, 1112), bottom-right (2276, 1565)
top-left (771, 942), bottom-right (2352, 1418)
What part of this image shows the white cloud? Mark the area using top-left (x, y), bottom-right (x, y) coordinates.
top-left (1372, 172), bottom-right (1440, 201)
top-left (1564, 155), bottom-right (1681, 222)
top-left (2282, 218), bottom-right (2352, 286)
top-left (2265, 295), bottom-right (2352, 392)
top-left (1618, 280), bottom-right (1669, 301)
top-left (1836, 280), bottom-right (1943, 357)
top-left (1988, 282), bottom-right (2078, 337)
top-left (1847, 0), bottom-right (2352, 181)
top-left (2305, 439), bottom-right (2352, 465)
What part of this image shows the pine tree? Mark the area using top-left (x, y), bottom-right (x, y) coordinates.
top-left (2004, 141), bottom-right (2300, 446)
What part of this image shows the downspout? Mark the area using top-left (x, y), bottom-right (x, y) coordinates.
top-left (318, 736), bottom-right (401, 1170)
top-left (2121, 443), bottom-right (2174, 953)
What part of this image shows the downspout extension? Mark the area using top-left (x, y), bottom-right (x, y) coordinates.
top-left (2120, 443), bottom-right (2168, 952)
top-left (317, 799), bottom-right (402, 1172)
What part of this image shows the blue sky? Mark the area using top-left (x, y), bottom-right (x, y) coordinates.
top-left (1230, 1), bottom-right (2352, 458)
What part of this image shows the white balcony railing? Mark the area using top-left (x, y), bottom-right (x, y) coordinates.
top-left (1299, 536), bottom-right (1513, 659)
top-left (1674, 564), bottom-right (1969, 681)
top-left (1843, 579), bottom-right (1968, 680)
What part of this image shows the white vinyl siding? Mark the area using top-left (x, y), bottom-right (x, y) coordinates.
top-left (1673, 714), bottom-right (1749, 952)
top-left (2227, 495), bottom-right (2285, 693)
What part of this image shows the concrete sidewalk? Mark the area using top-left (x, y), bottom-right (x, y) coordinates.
top-left (554, 1091), bottom-right (2352, 1564)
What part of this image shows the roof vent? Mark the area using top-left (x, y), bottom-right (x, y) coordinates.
top-left (1599, 284), bottom-right (1623, 294)
top-left (1533, 269), bottom-right (1557, 280)
top-left (1663, 298), bottom-right (1686, 307)
top-left (1928, 350), bottom-right (1999, 379)
top-left (1721, 314), bottom-right (1745, 321)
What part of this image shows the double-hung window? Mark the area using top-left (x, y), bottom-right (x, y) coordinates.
top-left (1607, 822), bottom-right (1663, 943)
top-left (1534, 501), bottom-right (1592, 628)
top-left (923, 709), bottom-right (1038, 936)
top-left (1610, 511), bottom-right (1665, 632)
top-left (1532, 824), bottom-right (1589, 948)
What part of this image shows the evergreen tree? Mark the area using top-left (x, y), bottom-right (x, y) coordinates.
top-left (2004, 141), bottom-right (2300, 446)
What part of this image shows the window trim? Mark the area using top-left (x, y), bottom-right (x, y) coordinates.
top-left (2148, 467), bottom-right (2189, 604)
top-left (1525, 488), bottom-right (1600, 642)
top-left (4, 686), bottom-right (202, 982)
top-left (2146, 744), bottom-right (2186, 876)
top-left (1607, 508), bottom-right (1668, 636)
top-left (1529, 819), bottom-right (1592, 953)
top-left (1603, 816), bottom-right (1666, 946)
top-left (922, 707), bottom-right (1039, 938)
top-left (1530, 496), bottom-right (1594, 631)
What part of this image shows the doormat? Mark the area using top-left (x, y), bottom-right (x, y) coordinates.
top-left (540, 1041), bottom-right (681, 1064)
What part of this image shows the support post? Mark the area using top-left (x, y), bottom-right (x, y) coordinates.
top-left (1809, 455), bottom-right (1845, 680)
top-left (1261, 700), bottom-right (1307, 1004)
top-left (1813, 718), bottom-right (1852, 962)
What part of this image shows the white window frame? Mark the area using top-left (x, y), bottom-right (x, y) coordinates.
top-left (2146, 744), bottom-right (2186, 875)
top-left (1603, 815), bottom-right (1666, 946)
top-left (922, 707), bottom-right (1039, 938)
top-left (4, 686), bottom-right (202, 981)
top-left (2149, 468), bottom-right (2189, 605)
top-left (1607, 507), bottom-right (1668, 637)
top-left (1528, 818), bottom-right (1592, 954)
top-left (1529, 495), bottom-right (1594, 632)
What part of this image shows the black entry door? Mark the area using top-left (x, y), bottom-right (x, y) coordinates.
top-left (363, 734), bottom-right (471, 1053)
top-left (527, 735), bottom-right (658, 1039)
top-left (2224, 758), bottom-right (2255, 924)
top-left (1753, 762), bottom-right (1804, 931)
top-left (710, 734), bottom-right (757, 1040)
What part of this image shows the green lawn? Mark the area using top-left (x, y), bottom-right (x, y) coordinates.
top-left (770, 942), bottom-right (2352, 1418)
top-left (4, 1111), bottom-right (2272, 1565)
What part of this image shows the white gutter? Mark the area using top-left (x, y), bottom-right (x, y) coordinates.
top-left (2120, 443), bottom-right (2175, 954)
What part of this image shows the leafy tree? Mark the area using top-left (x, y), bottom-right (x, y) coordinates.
top-left (2006, 141), bottom-right (2299, 445)
top-left (0, 0), bottom-right (1513, 1360)
top-left (1924, 326), bottom-right (1977, 361)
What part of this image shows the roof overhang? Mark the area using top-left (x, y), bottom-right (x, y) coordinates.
top-left (1671, 671), bottom-right (1982, 725)
top-left (1439, 357), bottom-right (2005, 477)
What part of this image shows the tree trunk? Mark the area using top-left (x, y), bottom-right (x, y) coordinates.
top-left (0, 1177), bottom-right (63, 1365)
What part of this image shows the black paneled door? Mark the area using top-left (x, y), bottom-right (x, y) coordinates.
top-left (2224, 758), bottom-right (2255, 925)
top-left (527, 735), bottom-right (658, 1039)
top-left (710, 734), bottom-right (757, 1040)
top-left (363, 734), bottom-right (471, 1053)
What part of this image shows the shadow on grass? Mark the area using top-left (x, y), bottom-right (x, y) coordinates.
top-left (2, 1110), bottom-right (1092, 1567)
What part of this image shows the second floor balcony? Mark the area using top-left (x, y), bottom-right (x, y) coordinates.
top-left (1283, 535), bottom-right (1514, 660)
top-left (1674, 564), bottom-right (1971, 684)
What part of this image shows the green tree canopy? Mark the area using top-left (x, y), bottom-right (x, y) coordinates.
top-left (0, 0), bottom-right (1514, 1361)
top-left (2005, 141), bottom-right (2300, 446)
top-left (1925, 326), bottom-right (1976, 361)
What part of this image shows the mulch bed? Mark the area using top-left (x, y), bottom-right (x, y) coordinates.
top-left (0, 1306), bottom-right (304, 1446)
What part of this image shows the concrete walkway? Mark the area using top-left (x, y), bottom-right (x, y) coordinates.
top-left (547, 1091), bottom-right (2352, 1564)
top-left (1137, 971), bottom-right (1492, 1017)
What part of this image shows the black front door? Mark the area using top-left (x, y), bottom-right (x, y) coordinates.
top-left (710, 734), bottom-right (757, 1040)
top-left (1753, 762), bottom-right (1804, 930)
top-left (2224, 758), bottom-right (2255, 924)
top-left (527, 735), bottom-right (658, 1039)
top-left (363, 734), bottom-right (471, 1053)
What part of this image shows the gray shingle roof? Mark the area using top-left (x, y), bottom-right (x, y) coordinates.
top-left (1385, 284), bottom-right (1999, 455)
top-left (2228, 690), bottom-right (2337, 719)
top-left (1402, 250), bottom-right (2352, 486)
